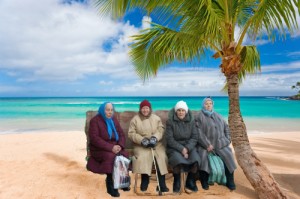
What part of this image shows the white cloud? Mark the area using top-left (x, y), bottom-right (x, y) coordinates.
top-left (287, 51), bottom-right (300, 57)
top-left (0, 85), bottom-right (22, 93)
top-left (261, 61), bottom-right (300, 73)
top-left (96, 63), bottom-right (300, 96)
top-left (142, 16), bottom-right (152, 29)
top-left (0, 0), bottom-right (299, 97)
top-left (0, 0), bottom-right (139, 82)
top-left (99, 80), bottom-right (113, 85)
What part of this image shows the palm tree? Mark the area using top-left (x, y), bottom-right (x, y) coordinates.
top-left (291, 81), bottom-right (300, 95)
top-left (94, 1), bottom-right (300, 198)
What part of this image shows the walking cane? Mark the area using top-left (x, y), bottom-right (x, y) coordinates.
top-left (151, 147), bottom-right (163, 196)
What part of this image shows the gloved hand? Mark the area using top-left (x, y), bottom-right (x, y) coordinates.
top-left (141, 138), bottom-right (150, 148)
top-left (148, 136), bottom-right (158, 148)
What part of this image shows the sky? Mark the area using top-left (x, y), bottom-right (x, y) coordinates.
top-left (1, 0), bottom-right (300, 97)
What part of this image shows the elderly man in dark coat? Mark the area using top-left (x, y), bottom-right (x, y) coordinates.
top-left (194, 97), bottom-right (237, 191)
top-left (87, 102), bottom-right (129, 197)
top-left (165, 100), bottom-right (201, 193)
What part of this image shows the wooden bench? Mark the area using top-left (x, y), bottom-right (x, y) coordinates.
top-left (85, 110), bottom-right (169, 156)
top-left (85, 110), bottom-right (197, 195)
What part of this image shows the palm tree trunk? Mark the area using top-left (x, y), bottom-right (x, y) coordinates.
top-left (226, 74), bottom-right (288, 199)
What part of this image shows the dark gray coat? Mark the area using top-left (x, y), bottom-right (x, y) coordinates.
top-left (194, 110), bottom-right (237, 173)
top-left (165, 109), bottom-right (201, 170)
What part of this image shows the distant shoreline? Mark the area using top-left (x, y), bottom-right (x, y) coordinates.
top-left (0, 117), bottom-right (299, 135)
top-left (283, 95), bottom-right (300, 100)
top-left (0, 95), bottom-right (295, 98)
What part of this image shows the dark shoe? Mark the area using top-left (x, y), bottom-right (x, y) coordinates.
top-left (122, 187), bottom-right (131, 191)
top-left (110, 189), bottom-right (120, 197)
top-left (201, 181), bottom-right (209, 190)
top-left (157, 174), bottom-right (169, 192)
top-left (156, 185), bottom-right (170, 192)
top-left (199, 170), bottom-right (209, 190)
top-left (106, 176), bottom-right (112, 194)
top-left (185, 172), bottom-right (198, 192)
top-left (225, 168), bottom-right (236, 190)
top-left (140, 174), bottom-right (149, 191)
top-left (106, 174), bottom-right (120, 197)
top-left (173, 173), bottom-right (181, 193)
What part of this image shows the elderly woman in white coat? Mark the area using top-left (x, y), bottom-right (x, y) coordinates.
top-left (165, 100), bottom-right (201, 193)
top-left (128, 100), bottom-right (169, 192)
top-left (194, 97), bottom-right (237, 191)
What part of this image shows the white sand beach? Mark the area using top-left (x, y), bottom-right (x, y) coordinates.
top-left (0, 131), bottom-right (299, 199)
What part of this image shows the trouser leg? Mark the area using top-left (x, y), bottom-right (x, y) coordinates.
top-left (106, 174), bottom-right (120, 197)
top-left (225, 165), bottom-right (236, 190)
top-left (185, 162), bottom-right (198, 192)
top-left (199, 170), bottom-right (209, 190)
top-left (140, 174), bottom-right (149, 191)
top-left (155, 158), bottom-right (169, 192)
top-left (172, 165), bottom-right (181, 193)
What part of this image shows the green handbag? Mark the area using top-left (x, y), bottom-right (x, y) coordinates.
top-left (208, 152), bottom-right (227, 185)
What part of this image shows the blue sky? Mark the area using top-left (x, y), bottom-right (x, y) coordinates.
top-left (0, 0), bottom-right (300, 97)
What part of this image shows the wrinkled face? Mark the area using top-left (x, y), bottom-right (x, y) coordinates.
top-left (204, 100), bottom-right (213, 112)
top-left (105, 103), bottom-right (114, 118)
top-left (140, 106), bottom-right (150, 117)
top-left (176, 108), bottom-right (186, 120)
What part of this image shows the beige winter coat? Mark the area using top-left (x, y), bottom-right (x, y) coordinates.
top-left (128, 113), bottom-right (168, 176)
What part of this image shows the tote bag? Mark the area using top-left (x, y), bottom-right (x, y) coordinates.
top-left (208, 152), bottom-right (227, 185)
top-left (113, 155), bottom-right (131, 189)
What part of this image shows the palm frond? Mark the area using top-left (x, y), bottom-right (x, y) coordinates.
top-left (129, 24), bottom-right (206, 81)
top-left (249, 0), bottom-right (298, 40)
top-left (180, 0), bottom-right (224, 44)
top-left (239, 45), bottom-right (261, 81)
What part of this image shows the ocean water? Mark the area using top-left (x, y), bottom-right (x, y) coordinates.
top-left (0, 96), bottom-right (299, 134)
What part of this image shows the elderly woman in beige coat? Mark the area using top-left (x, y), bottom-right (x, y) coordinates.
top-left (128, 100), bottom-right (169, 192)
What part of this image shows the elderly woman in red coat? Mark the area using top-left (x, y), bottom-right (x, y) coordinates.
top-left (87, 102), bottom-right (129, 197)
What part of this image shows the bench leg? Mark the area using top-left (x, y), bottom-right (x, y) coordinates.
top-left (179, 172), bottom-right (186, 194)
top-left (133, 173), bottom-right (177, 196)
top-left (133, 173), bottom-right (138, 194)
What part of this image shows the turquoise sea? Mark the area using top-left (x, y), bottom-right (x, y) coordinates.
top-left (0, 96), bottom-right (299, 134)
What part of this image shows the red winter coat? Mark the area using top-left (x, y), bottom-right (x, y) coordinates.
top-left (87, 114), bottom-right (129, 174)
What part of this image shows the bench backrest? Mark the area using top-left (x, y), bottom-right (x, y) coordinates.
top-left (85, 110), bottom-right (200, 150)
top-left (85, 110), bottom-right (171, 150)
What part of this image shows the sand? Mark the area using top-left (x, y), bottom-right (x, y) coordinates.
top-left (0, 131), bottom-right (299, 199)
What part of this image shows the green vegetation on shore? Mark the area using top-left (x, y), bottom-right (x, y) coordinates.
top-left (290, 82), bottom-right (300, 100)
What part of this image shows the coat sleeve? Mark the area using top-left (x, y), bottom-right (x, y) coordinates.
top-left (114, 117), bottom-right (126, 149)
top-left (184, 121), bottom-right (198, 152)
top-left (165, 120), bottom-right (184, 152)
top-left (194, 114), bottom-right (211, 149)
top-left (152, 116), bottom-right (165, 141)
top-left (128, 117), bottom-right (144, 145)
top-left (89, 117), bottom-right (114, 152)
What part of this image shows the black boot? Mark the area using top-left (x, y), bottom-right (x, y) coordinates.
top-left (185, 172), bottom-right (198, 192)
top-left (173, 173), bottom-right (181, 193)
top-left (122, 187), bottom-right (131, 192)
top-left (157, 174), bottom-right (169, 192)
top-left (225, 167), bottom-right (236, 190)
top-left (140, 174), bottom-right (149, 192)
top-left (199, 170), bottom-right (209, 190)
top-left (106, 174), bottom-right (120, 197)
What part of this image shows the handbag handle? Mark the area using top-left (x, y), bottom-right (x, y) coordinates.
top-left (209, 150), bottom-right (217, 156)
